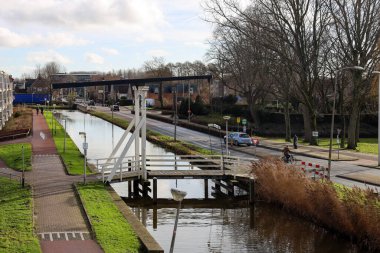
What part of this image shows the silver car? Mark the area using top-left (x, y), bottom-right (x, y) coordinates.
top-left (224, 132), bottom-right (253, 146)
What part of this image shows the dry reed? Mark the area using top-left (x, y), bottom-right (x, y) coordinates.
top-left (251, 159), bottom-right (380, 251)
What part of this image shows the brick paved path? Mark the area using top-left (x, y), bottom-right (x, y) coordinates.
top-left (27, 111), bottom-right (103, 253)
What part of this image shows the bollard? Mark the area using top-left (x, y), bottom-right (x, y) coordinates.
top-left (153, 207), bottom-right (158, 229)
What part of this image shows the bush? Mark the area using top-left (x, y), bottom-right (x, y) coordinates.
top-left (252, 159), bottom-right (380, 252)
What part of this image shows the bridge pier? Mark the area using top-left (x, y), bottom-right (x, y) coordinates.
top-left (204, 179), bottom-right (208, 199)
top-left (133, 179), bottom-right (139, 198)
top-left (249, 178), bottom-right (255, 205)
top-left (153, 177), bottom-right (157, 204)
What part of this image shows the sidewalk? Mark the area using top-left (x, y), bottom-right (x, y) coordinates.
top-left (27, 111), bottom-right (103, 253)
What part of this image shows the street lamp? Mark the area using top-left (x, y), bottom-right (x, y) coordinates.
top-left (62, 117), bottom-right (67, 153)
top-left (328, 66), bottom-right (364, 178)
top-left (173, 87), bottom-right (178, 141)
top-left (223, 116), bottom-right (231, 155)
top-left (169, 188), bottom-right (187, 253)
top-left (372, 71), bottom-right (380, 166)
top-left (79, 131), bottom-right (88, 184)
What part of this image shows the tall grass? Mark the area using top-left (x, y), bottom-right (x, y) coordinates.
top-left (252, 159), bottom-right (380, 251)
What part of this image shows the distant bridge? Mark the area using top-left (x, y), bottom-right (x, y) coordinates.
top-left (52, 75), bottom-right (212, 89)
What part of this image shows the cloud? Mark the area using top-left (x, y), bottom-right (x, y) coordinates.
top-left (0, 27), bottom-right (89, 48)
top-left (27, 50), bottom-right (71, 64)
top-left (146, 49), bottom-right (169, 57)
top-left (0, 0), bottom-right (166, 30)
top-left (101, 47), bottom-right (119, 55)
top-left (85, 53), bottom-right (104, 64)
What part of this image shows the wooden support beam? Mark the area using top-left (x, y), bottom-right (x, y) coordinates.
top-left (204, 179), bottom-right (208, 199)
top-left (153, 177), bottom-right (157, 205)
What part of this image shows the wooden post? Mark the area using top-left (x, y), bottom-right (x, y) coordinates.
top-left (204, 179), bottom-right (208, 199)
top-left (215, 179), bottom-right (221, 192)
top-left (249, 178), bottom-right (255, 205)
top-left (133, 179), bottom-right (139, 198)
top-left (128, 162), bottom-right (132, 197)
top-left (153, 177), bottom-right (157, 204)
top-left (249, 206), bottom-right (255, 229)
top-left (153, 207), bottom-right (158, 229)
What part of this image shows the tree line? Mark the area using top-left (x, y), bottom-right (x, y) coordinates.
top-left (203, 0), bottom-right (380, 149)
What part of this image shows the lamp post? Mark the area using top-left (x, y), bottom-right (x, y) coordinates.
top-left (79, 131), bottom-right (88, 184)
top-left (62, 118), bottom-right (67, 153)
top-left (223, 116), bottom-right (231, 155)
top-left (169, 188), bottom-right (187, 253)
top-left (372, 71), bottom-right (380, 166)
top-left (328, 66), bottom-right (364, 178)
top-left (173, 87), bottom-right (178, 141)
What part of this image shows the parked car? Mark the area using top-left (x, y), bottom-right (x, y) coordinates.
top-left (224, 132), bottom-right (253, 146)
top-left (110, 105), bottom-right (119, 111)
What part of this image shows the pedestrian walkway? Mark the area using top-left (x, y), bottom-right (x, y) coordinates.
top-left (27, 111), bottom-right (103, 253)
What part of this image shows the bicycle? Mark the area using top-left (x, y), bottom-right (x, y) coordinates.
top-left (281, 154), bottom-right (295, 164)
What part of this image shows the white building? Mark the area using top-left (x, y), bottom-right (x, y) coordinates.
top-left (0, 71), bottom-right (13, 130)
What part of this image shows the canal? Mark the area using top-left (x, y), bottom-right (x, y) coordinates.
top-left (60, 110), bottom-right (364, 253)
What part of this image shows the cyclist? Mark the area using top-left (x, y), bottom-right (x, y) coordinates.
top-left (282, 145), bottom-right (291, 163)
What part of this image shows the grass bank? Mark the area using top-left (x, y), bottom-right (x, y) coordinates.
top-left (252, 159), bottom-right (380, 252)
top-left (44, 111), bottom-right (91, 175)
top-left (267, 137), bottom-right (378, 155)
top-left (77, 182), bottom-right (140, 253)
top-left (87, 109), bottom-right (212, 155)
top-left (0, 177), bottom-right (41, 253)
top-left (0, 143), bottom-right (32, 171)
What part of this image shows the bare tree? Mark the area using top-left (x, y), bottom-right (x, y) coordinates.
top-left (143, 57), bottom-right (172, 108)
top-left (329, 0), bottom-right (380, 149)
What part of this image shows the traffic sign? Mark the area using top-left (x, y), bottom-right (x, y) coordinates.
top-left (242, 119), bottom-right (247, 125)
top-left (312, 131), bottom-right (318, 137)
top-left (237, 117), bottom-right (240, 123)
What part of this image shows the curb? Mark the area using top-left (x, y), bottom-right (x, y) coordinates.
top-left (72, 184), bottom-right (99, 244)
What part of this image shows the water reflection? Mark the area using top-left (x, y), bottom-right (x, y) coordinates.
top-left (129, 203), bottom-right (363, 253)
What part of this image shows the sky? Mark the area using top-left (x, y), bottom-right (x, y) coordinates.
top-left (0, 0), bottom-right (214, 78)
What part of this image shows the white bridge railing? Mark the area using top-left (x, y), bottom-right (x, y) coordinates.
top-left (89, 155), bottom-right (257, 182)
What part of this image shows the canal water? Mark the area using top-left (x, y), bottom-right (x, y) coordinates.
top-left (60, 110), bottom-right (364, 253)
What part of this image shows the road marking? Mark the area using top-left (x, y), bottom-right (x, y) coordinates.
top-left (40, 132), bottom-right (45, 140)
top-left (38, 231), bottom-right (90, 241)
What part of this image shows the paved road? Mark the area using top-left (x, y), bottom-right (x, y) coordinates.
top-left (96, 106), bottom-right (380, 192)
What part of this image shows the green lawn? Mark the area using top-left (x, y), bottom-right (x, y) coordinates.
top-left (267, 137), bottom-right (378, 155)
top-left (77, 183), bottom-right (140, 253)
top-left (0, 143), bottom-right (32, 171)
top-left (44, 111), bottom-right (91, 175)
top-left (0, 177), bottom-right (41, 253)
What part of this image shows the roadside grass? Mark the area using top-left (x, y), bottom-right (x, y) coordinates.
top-left (77, 182), bottom-right (140, 253)
top-left (1, 106), bottom-right (33, 132)
top-left (253, 159), bottom-right (380, 252)
top-left (44, 111), bottom-right (91, 175)
top-left (0, 177), bottom-right (41, 253)
top-left (266, 137), bottom-right (378, 155)
top-left (88, 109), bottom-right (213, 156)
top-left (0, 143), bottom-right (32, 171)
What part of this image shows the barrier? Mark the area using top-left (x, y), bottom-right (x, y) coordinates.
top-left (299, 161), bottom-right (328, 180)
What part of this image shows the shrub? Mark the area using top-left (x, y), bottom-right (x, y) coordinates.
top-left (252, 159), bottom-right (380, 252)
